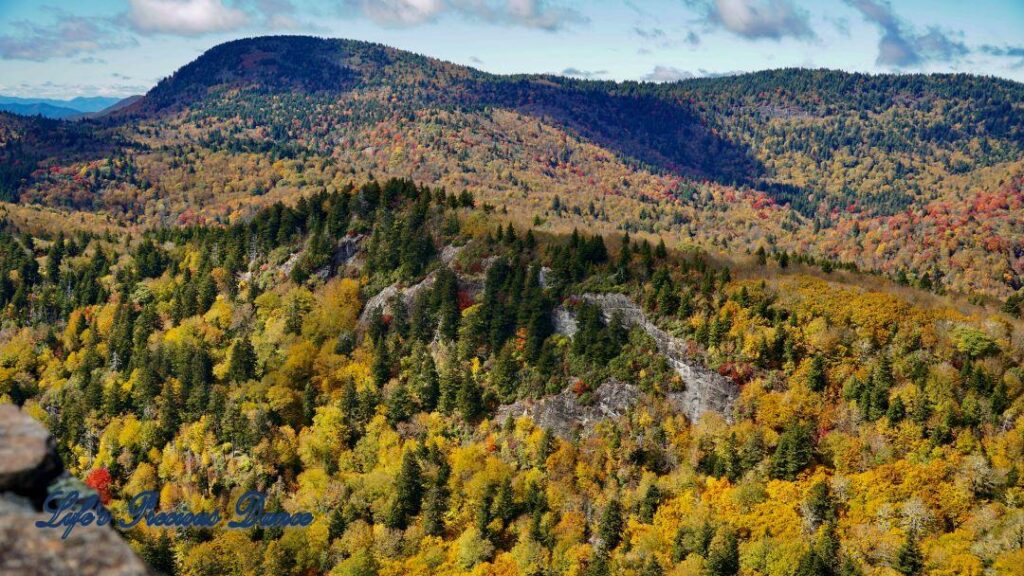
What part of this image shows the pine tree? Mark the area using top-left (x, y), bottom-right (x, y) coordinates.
top-left (756, 245), bottom-right (767, 266)
top-left (894, 534), bottom-right (923, 576)
top-left (808, 354), bottom-right (827, 392)
top-left (638, 484), bottom-right (661, 523)
top-left (422, 484), bottom-right (447, 537)
top-left (491, 343), bottom-right (518, 403)
top-left (386, 450), bottom-right (424, 529)
top-left (157, 379), bottom-right (180, 445)
top-left (641, 557), bottom-right (664, 576)
top-left (492, 477), bottom-right (516, 525)
top-left (302, 380), bottom-right (317, 427)
top-left (227, 337), bottom-right (256, 382)
top-left (372, 342), bottom-right (391, 387)
top-left (655, 238), bottom-right (667, 259)
top-left (588, 551), bottom-right (611, 576)
top-left (616, 235), bottom-right (631, 283)
top-left (598, 499), bottom-right (623, 551)
top-left (706, 528), bottom-right (740, 576)
top-left (770, 421), bottom-right (814, 480)
top-left (281, 302), bottom-right (302, 338)
top-left (804, 481), bottom-right (835, 528)
top-left (386, 381), bottom-right (414, 425)
top-left (457, 372), bottom-right (483, 422)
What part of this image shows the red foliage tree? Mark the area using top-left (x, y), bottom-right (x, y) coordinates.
top-left (84, 467), bottom-right (114, 505)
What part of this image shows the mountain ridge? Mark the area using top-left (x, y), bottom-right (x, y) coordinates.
top-left (4, 35), bottom-right (1024, 300)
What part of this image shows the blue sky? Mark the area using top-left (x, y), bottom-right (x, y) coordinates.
top-left (1, 0), bottom-right (1023, 98)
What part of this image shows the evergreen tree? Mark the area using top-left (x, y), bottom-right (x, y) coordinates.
top-left (894, 534), bottom-right (923, 576)
top-left (410, 344), bottom-right (439, 411)
top-left (641, 557), bottom-right (664, 576)
top-left (655, 238), bottom-right (667, 259)
top-left (227, 337), bottom-right (256, 382)
top-left (386, 381), bottom-right (414, 425)
top-left (598, 499), bottom-right (624, 551)
top-left (422, 483), bottom-right (447, 537)
top-left (386, 450), bottom-right (424, 529)
top-left (756, 245), bottom-right (768, 266)
top-left (457, 372), bottom-right (483, 422)
top-left (302, 380), bottom-right (317, 427)
top-left (770, 421), bottom-right (815, 480)
top-left (491, 343), bottom-right (518, 403)
top-left (706, 528), bottom-right (740, 576)
top-left (638, 484), bottom-right (661, 523)
top-left (808, 354), bottom-right (827, 392)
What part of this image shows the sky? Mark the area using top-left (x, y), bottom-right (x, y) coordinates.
top-left (1, 0), bottom-right (1023, 98)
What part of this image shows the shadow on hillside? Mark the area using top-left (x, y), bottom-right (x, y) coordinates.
top-left (469, 77), bottom-right (765, 187)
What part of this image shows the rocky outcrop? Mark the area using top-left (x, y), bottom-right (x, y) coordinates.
top-left (495, 379), bottom-right (641, 438)
top-left (359, 272), bottom-right (438, 325)
top-left (359, 244), bottom-right (476, 326)
top-left (0, 404), bottom-right (151, 576)
top-left (333, 234), bottom-right (365, 268)
top-left (439, 244), bottom-right (464, 265)
top-left (0, 404), bottom-right (62, 507)
top-left (557, 293), bottom-right (739, 423)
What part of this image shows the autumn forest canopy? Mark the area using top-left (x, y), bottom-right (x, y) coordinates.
top-left (1, 35), bottom-right (1024, 576)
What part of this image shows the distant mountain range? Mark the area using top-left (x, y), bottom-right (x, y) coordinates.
top-left (0, 95), bottom-right (133, 119)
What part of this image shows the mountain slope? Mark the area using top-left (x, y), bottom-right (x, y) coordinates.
top-left (5, 36), bottom-right (1024, 300)
top-left (2, 176), bottom-right (1023, 576)
top-left (117, 36), bottom-right (757, 185)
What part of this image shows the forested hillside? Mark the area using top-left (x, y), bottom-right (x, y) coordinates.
top-left (3, 39), bottom-right (1024, 573)
top-left (1, 37), bottom-right (1023, 300)
top-left (2, 176), bottom-right (1024, 576)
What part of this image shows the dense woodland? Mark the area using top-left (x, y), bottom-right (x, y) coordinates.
top-left (2, 36), bottom-right (1024, 575)
top-left (2, 37), bottom-right (1024, 301)
top-left (2, 176), bottom-right (1024, 576)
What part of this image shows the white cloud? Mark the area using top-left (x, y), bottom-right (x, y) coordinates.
top-left (710, 0), bottom-right (814, 40)
top-left (642, 65), bottom-right (695, 83)
top-left (128, 0), bottom-right (249, 35)
top-left (561, 67), bottom-right (606, 79)
top-left (344, 0), bottom-right (584, 30)
top-left (843, 0), bottom-right (967, 67)
top-left (358, 0), bottom-right (445, 25)
top-left (0, 16), bottom-right (135, 61)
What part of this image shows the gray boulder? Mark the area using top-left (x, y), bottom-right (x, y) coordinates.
top-left (0, 404), bottom-right (151, 575)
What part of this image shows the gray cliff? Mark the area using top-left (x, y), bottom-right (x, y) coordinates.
top-left (560, 293), bottom-right (739, 423)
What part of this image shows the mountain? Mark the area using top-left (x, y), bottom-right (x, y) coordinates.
top-left (4, 36), bottom-right (1024, 300)
top-left (89, 95), bottom-right (143, 117)
top-left (0, 95), bottom-right (124, 119)
top-left (116, 36), bottom-right (758, 184)
top-left (0, 102), bottom-right (82, 119)
top-left (3, 37), bottom-right (1024, 576)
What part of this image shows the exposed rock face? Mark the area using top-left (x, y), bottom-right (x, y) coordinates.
top-left (333, 234), bottom-right (365, 267)
top-left (552, 306), bottom-right (577, 337)
top-left (495, 380), bottom-right (641, 438)
top-left (0, 404), bottom-right (151, 576)
top-left (359, 272), bottom-right (437, 325)
top-left (557, 293), bottom-right (739, 423)
top-left (439, 244), bottom-right (464, 265)
top-left (359, 245), bottom-right (478, 326)
top-left (0, 404), bottom-right (62, 507)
